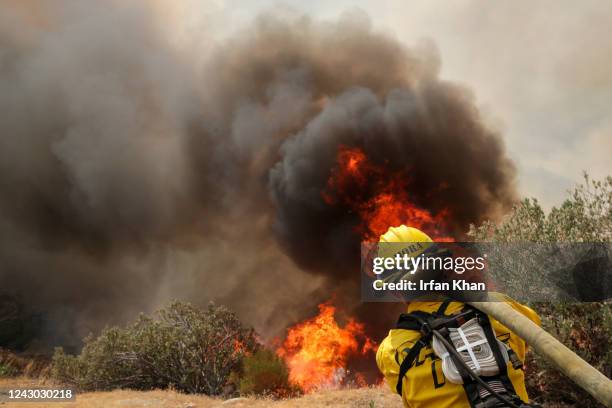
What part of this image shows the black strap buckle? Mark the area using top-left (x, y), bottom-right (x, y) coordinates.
top-left (420, 322), bottom-right (432, 337)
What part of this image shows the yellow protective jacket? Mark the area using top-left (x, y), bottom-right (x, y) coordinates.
top-left (376, 296), bottom-right (540, 408)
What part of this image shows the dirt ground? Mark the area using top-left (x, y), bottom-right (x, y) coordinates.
top-left (0, 377), bottom-right (403, 408)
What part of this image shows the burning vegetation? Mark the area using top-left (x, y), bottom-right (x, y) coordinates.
top-left (277, 302), bottom-right (376, 392)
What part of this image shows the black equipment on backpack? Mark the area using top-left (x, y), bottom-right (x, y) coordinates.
top-left (395, 300), bottom-right (541, 408)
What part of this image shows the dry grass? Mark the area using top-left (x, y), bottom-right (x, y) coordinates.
top-left (0, 378), bottom-right (574, 408)
top-left (0, 378), bottom-right (402, 408)
top-left (0, 348), bottom-right (51, 377)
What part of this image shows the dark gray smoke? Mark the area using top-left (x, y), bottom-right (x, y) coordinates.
top-left (269, 82), bottom-right (517, 277)
top-left (0, 2), bottom-right (516, 350)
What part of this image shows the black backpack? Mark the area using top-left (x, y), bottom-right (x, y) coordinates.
top-left (394, 300), bottom-right (541, 408)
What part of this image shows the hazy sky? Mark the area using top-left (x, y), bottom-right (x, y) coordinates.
top-left (202, 0), bottom-right (612, 208)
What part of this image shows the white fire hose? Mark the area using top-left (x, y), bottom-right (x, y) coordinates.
top-left (468, 301), bottom-right (612, 407)
top-left (432, 317), bottom-right (508, 384)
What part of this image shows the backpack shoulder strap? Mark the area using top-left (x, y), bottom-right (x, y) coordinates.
top-left (476, 311), bottom-right (519, 397)
top-left (436, 298), bottom-right (453, 316)
top-left (395, 337), bottom-right (428, 395)
top-left (396, 311), bottom-right (431, 330)
top-left (394, 311), bottom-right (433, 395)
top-left (394, 300), bottom-right (454, 396)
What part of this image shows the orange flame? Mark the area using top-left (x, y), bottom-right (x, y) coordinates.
top-left (233, 339), bottom-right (247, 355)
top-left (277, 302), bottom-right (376, 392)
top-left (323, 145), bottom-right (453, 241)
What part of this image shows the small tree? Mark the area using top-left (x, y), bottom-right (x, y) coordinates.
top-left (469, 173), bottom-right (611, 243)
top-left (52, 301), bottom-right (258, 395)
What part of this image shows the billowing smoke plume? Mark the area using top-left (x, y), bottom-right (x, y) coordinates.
top-left (0, 1), bottom-right (516, 350)
top-left (270, 86), bottom-right (516, 277)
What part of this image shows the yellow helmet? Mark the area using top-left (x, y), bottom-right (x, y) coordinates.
top-left (373, 225), bottom-right (451, 299)
top-left (377, 225), bottom-right (434, 260)
top-left (379, 225), bottom-right (433, 244)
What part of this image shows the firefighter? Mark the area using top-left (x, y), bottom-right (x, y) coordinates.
top-left (375, 225), bottom-right (541, 408)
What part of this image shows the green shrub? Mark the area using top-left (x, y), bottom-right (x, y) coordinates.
top-left (0, 363), bottom-right (18, 377)
top-left (469, 174), bottom-right (611, 407)
top-left (52, 301), bottom-right (258, 395)
top-left (469, 174), bottom-right (611, 243)
top-left (239, 349), bottom-right (299, 397)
